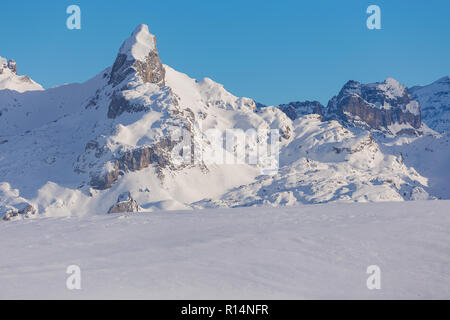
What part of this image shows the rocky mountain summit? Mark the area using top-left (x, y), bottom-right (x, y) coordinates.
top-left (0, 25), bottom-right (449, 220)
top-left (108, 24), bottom-right (166, 118)
top-left (0, 57), bottom-right (17, 74)
top-left (108, 192), bottom-right (141, 213)
top-left (324, 78), bottom-right (422, 135)
top-left (279, 101), bottom-right (323, 120)
top-left (0, 56), bottom-right (43, 92)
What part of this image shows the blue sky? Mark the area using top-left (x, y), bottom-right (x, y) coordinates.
top-left (1, 0), bottom-right (449, 105)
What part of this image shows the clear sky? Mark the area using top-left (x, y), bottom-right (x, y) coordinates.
top-left (1, 0), bottom-right (449, 105)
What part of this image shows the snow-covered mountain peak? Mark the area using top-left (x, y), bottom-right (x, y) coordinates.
top-left (325, 78), bottom-right (422, 135)
top-left (0, 56), bottom-right (43, 92)
top-left (118, 24), bottom-right (157, 62)
top-left (109, 24), bottom-right (165, 88)
top-left (376, 78), bottom-right (407, 99)
top-left (1, 26), bottom-right (449, 221)
top-left (0, 56), bottom-right (17, 74)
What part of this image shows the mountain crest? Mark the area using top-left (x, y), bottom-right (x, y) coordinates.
top-left (325, 78), bottom-right (422, 135)
top-left (0, 57), bottom-right (17, 75)
top-left (0, 56), bottom-right (43, 92)
top-left (109, 24), bottom-right (165, 88)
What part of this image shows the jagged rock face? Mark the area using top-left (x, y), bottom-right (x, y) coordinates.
top-left (325, 79), bottom-right (422, 134)
top-left (3, 203), bottom-right (37, 221)
top-left (90, 136), bottom-right (182, 190)
top-left (109, 26), bottom-right (165, 88)
top-left (107, 90), bottom-right (148, 118)
top-left (109, 51), bottom-right (165, 88)
top-left (279, 101), bottom-right (323, 120)
top-left (0, 57), bottom-right (43, 92)
top-left (410, 76), bottom-right (450, 133)
top-left (255, 102), bottom-right (267, 110)
top-left (7, 59), bottom-right (17, 74)
top-left (107, 25), bottom-right (166, 119)
top-left (90, 161), bottom-right (120, 190)
top-left (0, 58), bottom-right (17, 75)
top-left (107, 192), bottom-right (140, 214)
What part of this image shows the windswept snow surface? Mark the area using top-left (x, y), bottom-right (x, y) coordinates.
top-left (0, 200), bottom-right (449, 299)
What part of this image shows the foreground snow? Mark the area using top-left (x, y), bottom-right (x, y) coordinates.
top-left (1, 200), bottom-right (449, 299)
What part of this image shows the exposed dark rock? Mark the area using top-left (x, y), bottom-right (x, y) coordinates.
top-left (325, 79), bottom-right (422, 134)
top-left (279, 101), bottom-right (323, 120)
top-left (90, 136), bottom-right (183, 190)
top-left (109, 54), bottom-right (135, 87)
top-left (107, 25), bottom-right (166, 119)
top-left (134, 50), bottom-right (165, 86)
top-left (279, 125), bottom-right (291, 140)
top-left (109, 33), bottom-right (165, 88)
top-left (255, 102), bottom-right (267, 110)
top-left (90, 161), bottom-right (120, 190)
top-left (8, 59), bottom-right (17, 74)
top-left (107, 91), bottom-right (148, 118)
top-left (332, 135), bottom-right (377, 155)
top-left (3, 203), bottom-right (37, 221)
top-left (107, 192), bottom-right (140, 214)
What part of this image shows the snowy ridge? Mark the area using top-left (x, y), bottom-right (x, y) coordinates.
top-left (0, 25), bottom-right (450, 220)
top-left (324, 78), bottom-right (423, 136)
top-left (0, 56), bottom-right (43, 93)
top-left (410, 76), bottom-right (450, 133)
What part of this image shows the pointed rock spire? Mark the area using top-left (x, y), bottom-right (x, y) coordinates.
top-left (109, 24), bottom-right (165, 87)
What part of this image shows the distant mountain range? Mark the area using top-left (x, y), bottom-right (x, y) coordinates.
top-left (1, 24), bottom-right (449, 220)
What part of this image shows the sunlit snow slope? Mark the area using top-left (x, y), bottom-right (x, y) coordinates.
top-left (0, 201), bottom-right (448, 299)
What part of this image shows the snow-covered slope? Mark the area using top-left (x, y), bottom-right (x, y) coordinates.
top-left (1, 201), bottom-right (449, 299)
top-left (0, 56), bottom-right (43, 92)
top-left (0, 24), bottom-right (449, 220)
top-left (0, 25), bottom-right (290, 218)
top-left (194, 115), bottom-right (436, 208)
top-left (410, 76), bottom-right (450, 133)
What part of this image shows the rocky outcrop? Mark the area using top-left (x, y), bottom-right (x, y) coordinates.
top-left (8, 59), bottom-right (17, 74)
top-left (107, 25), bottom-right (166, 119)
top-left (279, 101), bottom-right (323, 120)
top-left (109, 25), bottom-right (165, 88)
top-left (0, 58), bottom-right (17, 75)
top-left (107, 91), bottom-right (148, 118)
top-left (3, 203), bottom-right (37, 221)
top-left (107, 192), bottom-right (140, 213)
top-left (90, 136), bottom-right (182, 190)
top-left (325, 79), bottom-right (422, 134)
